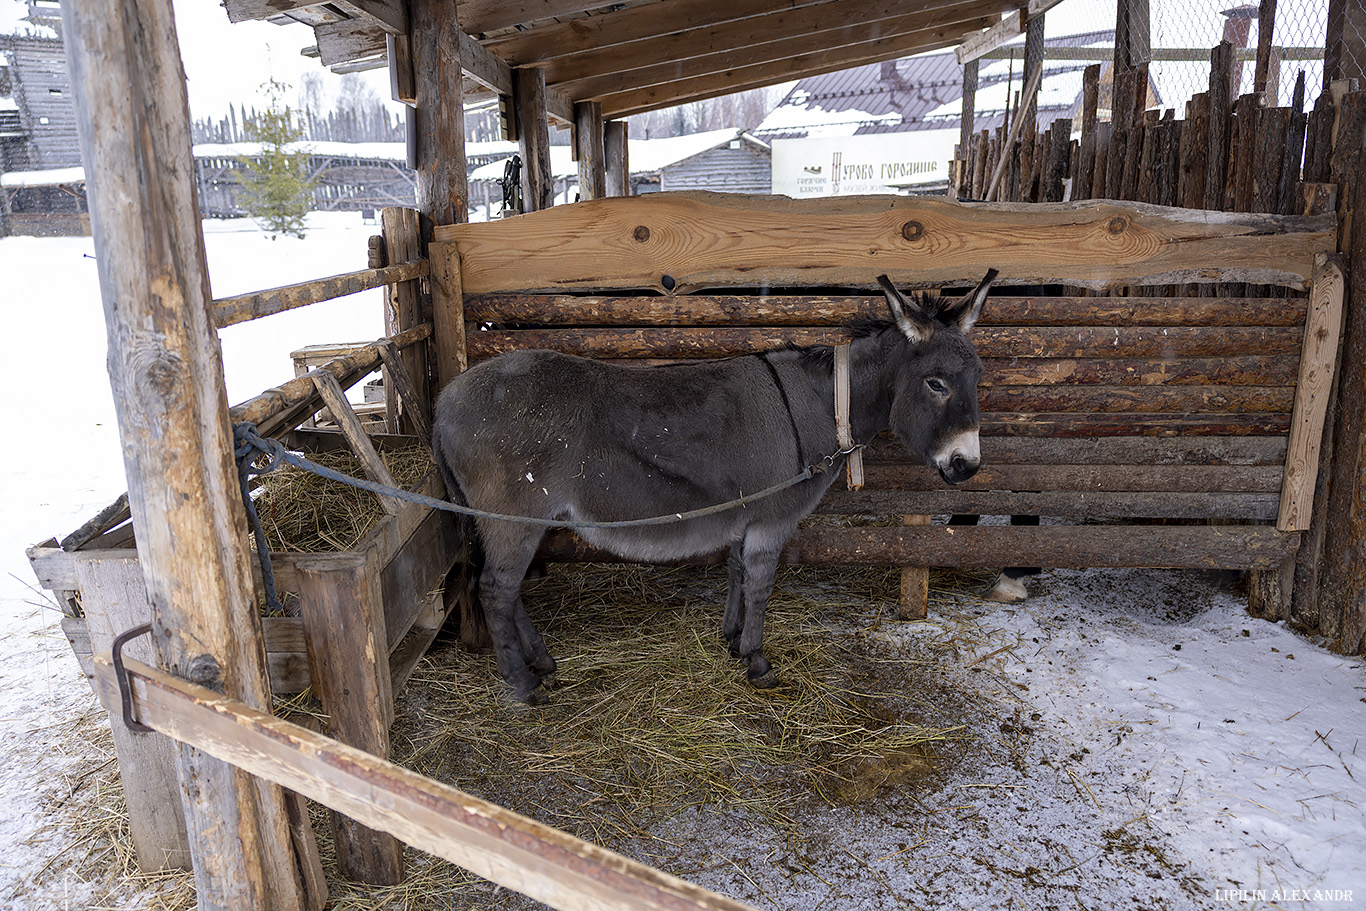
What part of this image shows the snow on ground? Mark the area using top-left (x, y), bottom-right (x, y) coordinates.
top-left (1, 218), bottom-right (1363, 909)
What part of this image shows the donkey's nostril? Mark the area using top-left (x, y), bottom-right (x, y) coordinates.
top-left (951, 455), bottom-right (966, 474)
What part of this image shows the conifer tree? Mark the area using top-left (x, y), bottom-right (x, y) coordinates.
top-left (235, 80), bottom-right (316, 239)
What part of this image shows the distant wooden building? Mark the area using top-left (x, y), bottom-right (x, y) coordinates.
top-left (0, 27), bottom-right (87, 235)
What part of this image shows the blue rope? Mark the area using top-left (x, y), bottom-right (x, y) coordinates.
top-left (232, 421), bottom-right (839, 531)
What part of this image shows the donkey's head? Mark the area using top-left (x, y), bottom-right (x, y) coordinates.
top-left (877, 270), bottom-right (997, 485)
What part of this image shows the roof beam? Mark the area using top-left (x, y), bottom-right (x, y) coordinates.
top-left (598, 16), bottom-right (995, 118)
top-left (456, 32), bottom-right (576, 125)
top-left (543, 0), bottom-right (1014, 89)
top-left (483, 0), bottom-right (832, 66)
top-left (555, 1), bottom-right (1008, 102)
top-left (457, 1), bottom-right (621, 36)
top-left (954, 0), bottom-right (1065, 64)
top-left (224, 0), bottom-right (406, 34)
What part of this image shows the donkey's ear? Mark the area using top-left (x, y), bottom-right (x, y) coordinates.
top-left (940, 268), bottom-right (998, 334)
top-left (877, 274), bottom-right (935, 344)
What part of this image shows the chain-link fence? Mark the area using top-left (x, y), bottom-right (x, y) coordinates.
top-left (998, 0), bottom-right (1345, 122)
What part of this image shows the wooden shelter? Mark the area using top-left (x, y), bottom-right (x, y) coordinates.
top-left (44, 0), bottom-right (1366, 909)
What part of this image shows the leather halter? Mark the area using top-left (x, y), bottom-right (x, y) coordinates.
top-left (834, 343), bottom-right (865, 490)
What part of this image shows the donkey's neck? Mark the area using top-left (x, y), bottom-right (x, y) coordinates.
top-left (795, 328), bottom-right (899, 447)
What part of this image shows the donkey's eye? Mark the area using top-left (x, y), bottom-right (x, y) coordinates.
top-left (926, 378), bottom-right (948, 396)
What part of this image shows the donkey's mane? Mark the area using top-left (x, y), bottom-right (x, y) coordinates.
top-left (787, 289), bottom-right (955, 370)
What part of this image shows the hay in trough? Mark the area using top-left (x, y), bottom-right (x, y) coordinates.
top-left (250, 443), bottom-right (434, 553)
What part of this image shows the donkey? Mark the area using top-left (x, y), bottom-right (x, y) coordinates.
top-left (431, 270), bottom-right (997, 703)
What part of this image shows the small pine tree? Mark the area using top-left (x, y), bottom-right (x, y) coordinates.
top-left (234, 80), bottom-right (316, 239)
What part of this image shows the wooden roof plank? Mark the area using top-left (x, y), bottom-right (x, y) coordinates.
top-left (225, 0), bottom-right (406, 34)
top-left (543, 0), bottom-right (1015, 90)
top-left (458, 1), bottom-right (625, 36)
top-left (595, 17), bottom-right (996, 117)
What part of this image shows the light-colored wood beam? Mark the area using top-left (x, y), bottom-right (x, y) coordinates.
top-left (433, 194), bottom-right (1335, 294)
top-left (94, 654), bottom-right (760, 911)
top-left (955, 0), bottom-right (1066, 64)
top-left (457, 0), bottom-right (634, 36)
top-left (225, 0), bottom-right (406, 34)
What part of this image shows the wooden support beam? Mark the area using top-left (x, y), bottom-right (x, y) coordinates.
top-left (380, 208), bottom-right (428, 435)
top-left (225, 0), bottom-right (406, 33)
top-left (574, 101), bottom-right (606, 201)
top-left (377, 340), bottom-right (432, 447)
top-left (411, 0), bottom-right (469, 227)
top-left (898, 515), bottom-right (931, 620)
top-left (310, 371), bottom-right (404, 516)
top-left (955, 0), bottom-right (1065, 65)
top-left (516, 68), bottom-right (556, 212)
top-left (428, 242), bottom-right (468, 390)
top-left (59, 1), bottom-right (308, 907)
top-left (604, 121), bottom-right (630, 197)
top-left (94, 654), bottom-right (760, 911)
top-left (957, 58), bottom-right (979, 195)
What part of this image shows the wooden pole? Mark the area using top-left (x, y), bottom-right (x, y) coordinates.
top-left (604, 120), bottom-right (630, 197)
top-left (958, 59), bottom-right (979, 197)
top-left (411, 0), bottom-right (468, 228)
top-left (574, 101), bottom-right (606, 201)
top-left (58, 2), bottom-right (307, 907)
top-left (515, 67), bottom-right (555, 211)
top-left (1254, 0), bottom-right (1278, 102)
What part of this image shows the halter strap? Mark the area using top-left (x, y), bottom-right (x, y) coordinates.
top-left (833, 343), bottom-right (865, 490)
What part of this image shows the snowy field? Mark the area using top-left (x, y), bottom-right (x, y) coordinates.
top-left (1, 216), bottom-right (1364, 909)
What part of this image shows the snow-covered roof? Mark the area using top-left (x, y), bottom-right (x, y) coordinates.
top-left (468, 128), bottom-right (767, 182)
top-left (193, 140), bottom-right (407, 161)
top-left (0, 165), bottom-right (85, 188)
top-left (0, 95), bottom-right (17, 111)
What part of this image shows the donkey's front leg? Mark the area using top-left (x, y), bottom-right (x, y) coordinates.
top-left (736, 531), bottom-right (784, 689)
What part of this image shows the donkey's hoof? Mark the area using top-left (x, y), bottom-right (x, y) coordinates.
top-left (982, 573), bottom-right (1029, 603)
top-left (745, 654), bottom-right (780, 689)
top-left (513, 683), bottom-right (551, 706)
top-left (538, 672), bottom-right (560, 690)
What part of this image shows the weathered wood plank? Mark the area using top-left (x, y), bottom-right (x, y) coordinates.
top-left (74, 559), bottom-right (191, 872)
top-left (817, 490), bottom-right (1280, 520)
top-left (983, 413), bottom-right (1291, 436)
top-left (297, 553), bottom-right (403, 886)
top-left (1279, 259), bottom-right (1346, 531)
top-left (980, 356), bottom-right (1299, 387)
top-left (979, 384), bottom-right (1296, 415)
top-left (463, 293), bottom-right (1309, 327)
top-left (310, 372), bottom-right (404, 516)
top-left (434, 194), bottom-right (1333, 293)
top-left (865, 434), bottom-right (1289, 466)
top-left (428, 241), bottom-right (468, 387)
top-left (380, 208), bottom-right (428, 437)
top-left (93, 656), bottom-right (761, 911)
top-left (536, 524), bottom-right (1298, 569)
top-left (463, 325), bottom-right (1305, 360)
top-left (851, 462), bottom-right (1285, 493)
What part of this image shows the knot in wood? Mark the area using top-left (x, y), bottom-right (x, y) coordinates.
top-left (1107, 216), bottom-right (1129, 235)
top-left (900, 221), bottom-right (924, 242)
top-left (185, 653), bottom-right (225, 691)
top-left (632, 225), bottom-right (651, 243)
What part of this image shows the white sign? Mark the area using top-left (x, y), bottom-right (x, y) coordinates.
top-left (771, 130), bottom-right (958, 197)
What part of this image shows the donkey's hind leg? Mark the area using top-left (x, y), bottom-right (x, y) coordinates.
top-left (722, 539), bottom-right (746, 657)
top-left (734, 527), bottom-right (787, 689)
top-left (477, 523), bottom-right (552, 703)
top-left (510, 595), bottom-right (557, 681)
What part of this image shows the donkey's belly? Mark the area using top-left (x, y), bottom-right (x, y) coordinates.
top-left (572, 514), bottom-right (745, 563)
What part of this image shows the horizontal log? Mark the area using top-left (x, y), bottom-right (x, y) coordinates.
top-left (979, 384), bottom-right (1295, 414)
top-left (229, 324), bottom-right (431, 437)
top-left (535, 524), bottom-right (1299, 569)
top-left (436, 193), bottom-right (1334, 293)
top-left (213, 261), bottom-right (428, 329)
top-left (981, 356), bottom-right (1299, 387)
top-left (463, 293), bottom-right (1309, 328)
top-left (983, 413), bottom-right (1292, 436)
top-left (94, 656), bottom-right (757, 911)
top-left (463, 326), bottom-right (1303, 360)
top-left (816, 490), bottom-right (1280, 520)
top-left (865, 434), bottom-right (1289, 465)
top-left (848, 462), bottom-right (1284, 493)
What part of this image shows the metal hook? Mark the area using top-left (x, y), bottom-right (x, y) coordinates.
top-left (112, 622), bottom-right (154, 734)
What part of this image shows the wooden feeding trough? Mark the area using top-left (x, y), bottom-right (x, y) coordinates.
top-left (29, 301), bottom-right (463, 883)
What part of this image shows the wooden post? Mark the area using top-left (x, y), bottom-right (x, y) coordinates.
top-left (1317, 95), bottom-right (1366, 654)
top-left (1254, 0), bottom-right (1278, 102)
top-left (1206, 42), bottom-right (1236, 211)
top-left (958, 59), bottom-right (979, 197)
top-left (605, 120), bottom-right (630, 197)
top-left (380, 207), bottom-right (428, 434)
top-left (297, 553), bottom-right (404, 885)
top-left (515, 68), bottom-right (555, 211)
top-left (59, 1), bottom-right (307, 907)
top-left (898, 515), bottom-right (931, 620)
top-left (574, 100), bottom-right (607, 201)
top-left (410, 0), bottom-right (468, 228)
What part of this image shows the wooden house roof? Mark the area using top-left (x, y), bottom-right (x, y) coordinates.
top-left (224, 0), bottom-right (1029, 121)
